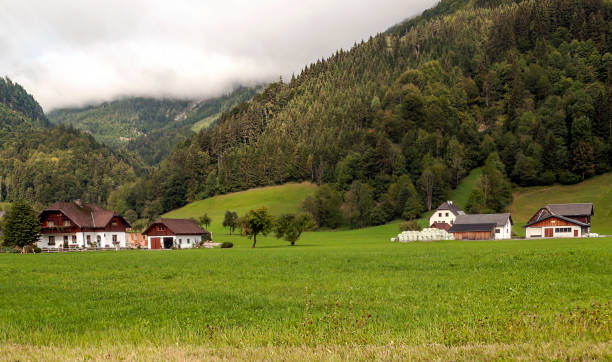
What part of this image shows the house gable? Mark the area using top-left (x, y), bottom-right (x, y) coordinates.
top-left (39, 210), bottom-right (81, 234)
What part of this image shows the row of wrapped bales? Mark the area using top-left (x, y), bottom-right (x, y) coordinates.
top-left (391, 228), bottom-right (455, 242)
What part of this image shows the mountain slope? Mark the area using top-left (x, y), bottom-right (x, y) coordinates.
top-left (114, 0), bottom-right (612, 224)
top-left (48, 86), bottom-right (260, 165)
top-left (0, 79), bottom-right (143, 206)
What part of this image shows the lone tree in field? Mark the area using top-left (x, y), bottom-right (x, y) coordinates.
top-left (222, 210), bottom-right (239, 235)
top-left (198, 213), bottom-right (211, 230)
top-left (2, 200), bottom-right (40, 248)
top-left (240, 207), bottom-right (273, 248)
top-left (274, 213), bottom-right (315, 246)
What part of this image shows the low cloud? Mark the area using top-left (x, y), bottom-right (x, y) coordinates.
top-left (0, 0), bottom-right (436, 110)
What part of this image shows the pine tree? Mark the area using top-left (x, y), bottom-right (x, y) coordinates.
top-left (2, 200), bottom-right (40, 248)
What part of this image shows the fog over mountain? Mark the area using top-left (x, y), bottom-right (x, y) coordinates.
top-left (0, 0), bottom-right (436, 110)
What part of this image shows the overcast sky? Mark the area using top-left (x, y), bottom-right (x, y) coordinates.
top-left (0, 0), bottom-right (436, 111)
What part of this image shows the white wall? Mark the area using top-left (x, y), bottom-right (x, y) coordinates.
top-left (38, 232), bottom-right (128, 248)
top-left (146, 235), bottom-right (203, 249)
top-left (526, 225), bottom-right (581, 238)
top-left (429, 211), bottom-right (457, 227)
top-left (175, 235), bottom-right (202, 249)
top-left (494, 220), bottom-right (512, 240)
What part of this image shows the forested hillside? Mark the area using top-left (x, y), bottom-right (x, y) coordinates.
top-left (0, 78), bottom-right (142, 207)
top-left (110, 0), bottom-right (612, 229)
top-left (49, 87), bottom-right (259, 165)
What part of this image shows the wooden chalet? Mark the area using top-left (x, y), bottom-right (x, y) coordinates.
top-left (38, 200), bottom-right (130, 249)
top-left (524, 203), bottom-right (593, 238)
top-left (143, 218), bottom-right (206, 249)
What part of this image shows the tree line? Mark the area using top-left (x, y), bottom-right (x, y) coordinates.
top-left (107, 0), bottom-right (612, 230)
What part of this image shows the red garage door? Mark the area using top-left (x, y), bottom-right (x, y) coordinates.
top-left (150, 238), bottom-right (161, 249)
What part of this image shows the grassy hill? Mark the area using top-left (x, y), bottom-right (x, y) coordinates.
top-left (163, 182), bottom-right (318, 234)
top-left (418, 168), bottom-right (482, 228)
top-left (509, 172), bottom-right (612, 236)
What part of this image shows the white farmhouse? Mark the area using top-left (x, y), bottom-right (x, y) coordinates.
top-left (429, 201), bottom-right (465, 231)
top-left (38, 200), bottom-right (130, 249)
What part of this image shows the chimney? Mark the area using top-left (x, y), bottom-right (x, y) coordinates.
top-left (448, 200), bottom-right (453, 204)
top-left (75, 199), bottom-right (83, 207)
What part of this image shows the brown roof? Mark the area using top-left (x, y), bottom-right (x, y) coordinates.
top-left (41, 201), bottom-right (127, 228)
top-left (524, 214), bottom-right (589, 228)
top-left (430, 222), bottom-right (451, 231)
top-left (454, 213), bottom-right (513, 227)
top-left (435, 201), bottom-right (465, 215)
top-left (145, 218), bottom-right (206, 235)
top-left (545, 203), bottom-right (594, 217)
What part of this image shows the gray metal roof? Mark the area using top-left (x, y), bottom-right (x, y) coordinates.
top-left (454, 213), bottom-right (513, 227)
top-left (448, 223), bottom-right (496, 233)
top-left (546, 203), bottom-right (594, 216)
top-left (435, 201), bottom-right (465, 216)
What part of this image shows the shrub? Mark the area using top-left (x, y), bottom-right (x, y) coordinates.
top-left (399, 220), bottom-right (422, 232)
top-left (220, 242), bottom-right (234, 249)
top-left (558, 170), bottom-right (581, 185)
top-left (539, 171), bottom-right (557, 185)
top-left (33, 246), bottom-right (42, 254)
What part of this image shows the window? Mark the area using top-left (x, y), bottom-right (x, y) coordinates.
top-left (438, 213), bottom-right (442, 217)
top-left (555, 227), bottom-right (571, 233)
top-left (63, 235), bottom-right (68, 243)
top-left (495, 229), bottom-right (501, 234)
top-left (48, 220), bottom-right (55, 227)
top-left (179, 239), bottom-right (182, 244)
top-left (157, 225), bottom-right (165, 231)
top-left (112, 235), bottom-right (118, 243)
top-left (112, 219), bottom-right (118, 226)
top-left (72, 235), bottom-right (77, 243)
top-left (48, 236), bottom-right (55, 245)
top-left (187, 239), bottom-right (190, 244)
top-left (97, 235), bottom-right (101, 244)
top-left (445, 213), bottom-right (449, 217)
top-left (86, 235), bottom-right (91, 244)
top-left (64, 220), bottom-right (70, 227)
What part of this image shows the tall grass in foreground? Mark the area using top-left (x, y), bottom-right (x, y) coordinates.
top-left (0, 234), bottom-right (610, 349)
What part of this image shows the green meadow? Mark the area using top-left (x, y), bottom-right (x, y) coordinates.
top-left (164, 182), bottom-right (317, 235)
top-left (2, 175), bottom-right (612, 359)
top-left (0, 229), bottom-right (611, 359)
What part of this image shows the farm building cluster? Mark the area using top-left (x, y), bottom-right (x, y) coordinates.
top-left (37, 200), bottom-right (207, 250)
top-left (392, 200), bottom-right (595, 242)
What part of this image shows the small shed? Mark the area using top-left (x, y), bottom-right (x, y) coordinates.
top-left (448, 223), bottom-right (496, 240)
top-left (143, 218), bottom-right (206, 249)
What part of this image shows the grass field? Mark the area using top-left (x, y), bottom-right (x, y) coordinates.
top-left (190, 113), bottom-right (221, 133)
top-left (509, 172), bottom-right (612, 236)
top-left (2, 174), bottom-right (612, 359)
top-left (164, 182), bottom-right (317, 234)
top-left (0, 227), bottom-right (610, 359)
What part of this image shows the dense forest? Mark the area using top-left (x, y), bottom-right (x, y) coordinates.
top-left (49, 87), bottom-right (259, 165)
top-left (109, 0), bottom-right (612, 228)
top-left (0, 77), bottom-right (142, 207)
